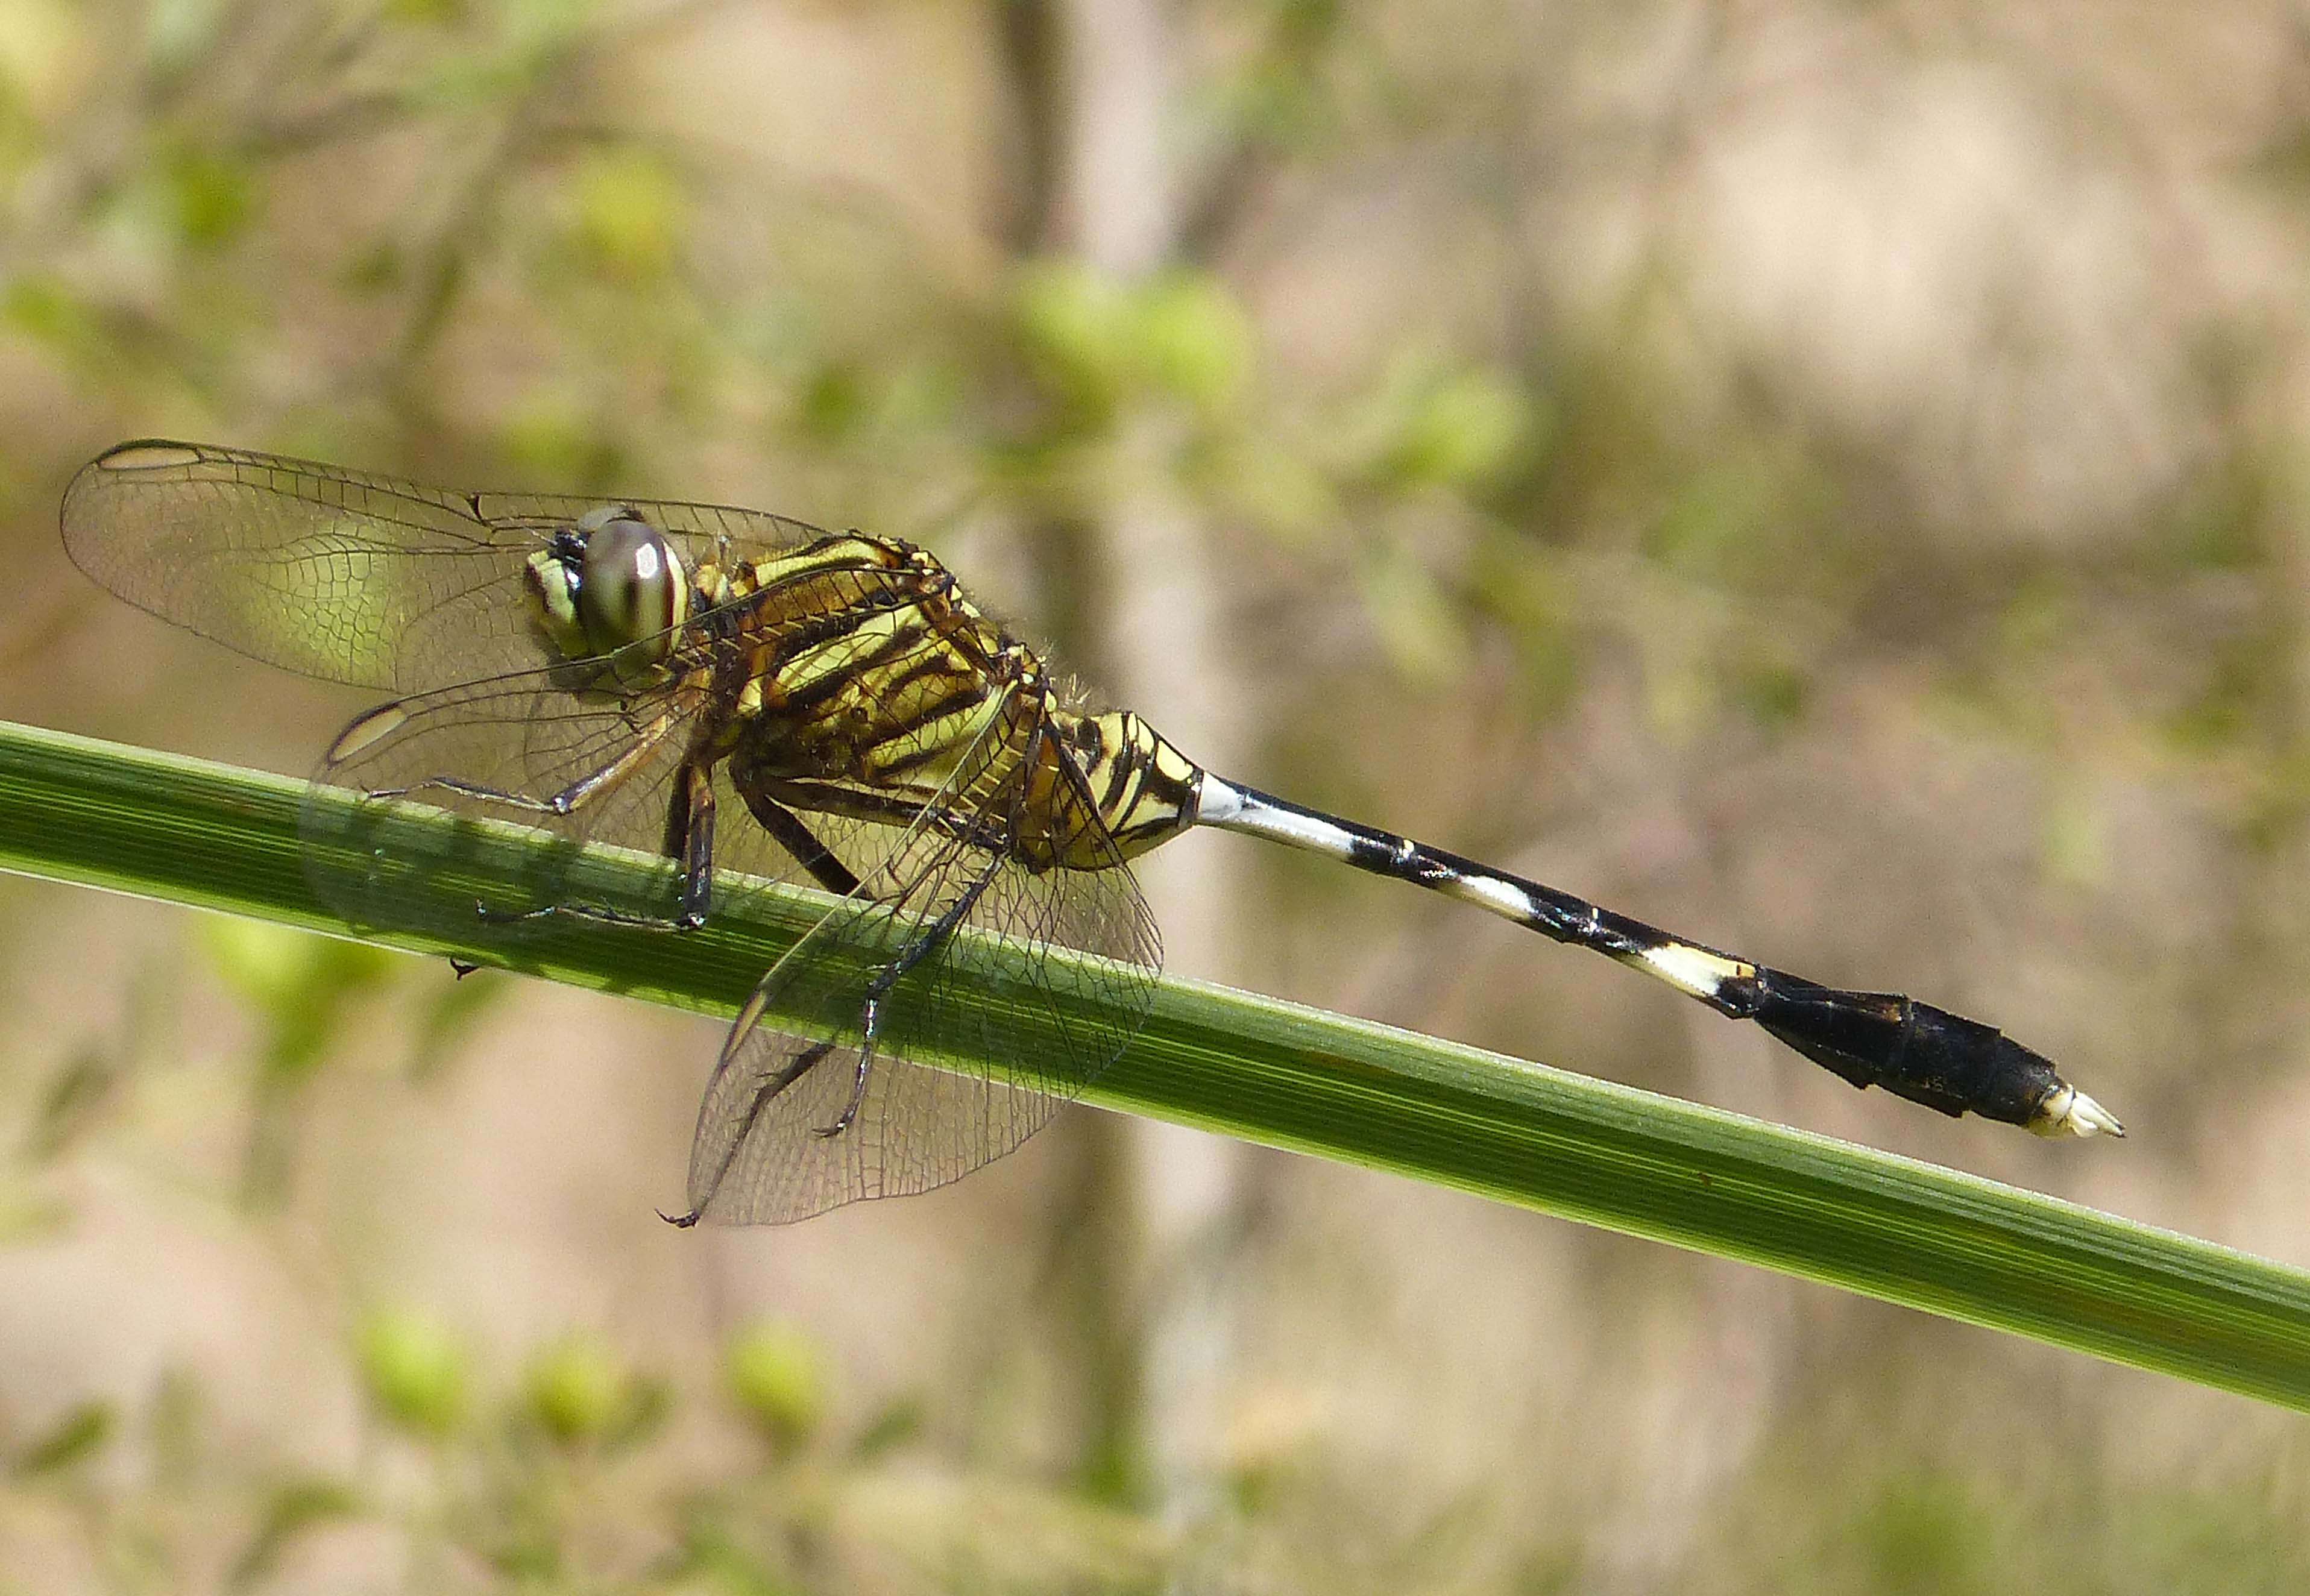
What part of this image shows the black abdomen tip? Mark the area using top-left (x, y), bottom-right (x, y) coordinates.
top-left (1755, 982), bottom-right (2063, 1128)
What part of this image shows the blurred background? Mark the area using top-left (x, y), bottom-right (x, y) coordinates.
top-left (2, 0), bottom-right (2308, 1589)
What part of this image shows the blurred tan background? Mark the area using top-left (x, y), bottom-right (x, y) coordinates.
top-left (3, 0), bottom-right (2309, 1589)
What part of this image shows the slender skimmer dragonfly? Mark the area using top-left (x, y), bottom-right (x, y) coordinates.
top-left (61, 441), bottom-right (2122, 1224)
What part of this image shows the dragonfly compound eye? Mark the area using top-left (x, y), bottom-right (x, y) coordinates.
top-left (577, 515), bottom-right (690, 666)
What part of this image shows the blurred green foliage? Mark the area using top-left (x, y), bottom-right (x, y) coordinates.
top-left (522, 1331), bottom-right (667, 1451)
top-left (359, 1306), bottom-right (470, 1439)
top-left (0, 1307), bottom-right (1174, 1593)
top-left (11, 1401), bottom-right (115, 1479)
top-left (726, 1321), bottom-right (830, 1456)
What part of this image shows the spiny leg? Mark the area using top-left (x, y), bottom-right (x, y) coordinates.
top-left (1194, 777), bottom-right (2121, 1139)
top-left (350, 710), bottom-right (673, 821)
top-left (341, 711), bottom-right (705, 934)
top-left (667, 803), bottom-right (998, 1218)
top-left (814, 846), bottom-right (1007, 1140)
top-left (662, 762), bottom-right (717, 928)
top-left (479, 757), bottom-right (715, 934)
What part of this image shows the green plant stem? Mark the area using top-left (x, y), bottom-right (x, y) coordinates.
top-left (4, 718), bottom-right (2308, 1407)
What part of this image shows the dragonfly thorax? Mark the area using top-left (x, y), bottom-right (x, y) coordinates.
top-left (523, 506), bottom-right (693, 688)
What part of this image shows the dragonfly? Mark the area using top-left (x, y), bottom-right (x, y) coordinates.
top-left (61, 441), bottom-right (2122, 1224)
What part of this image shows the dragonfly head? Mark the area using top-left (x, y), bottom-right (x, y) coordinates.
top-left (524, 507), bottom-right (693, 685)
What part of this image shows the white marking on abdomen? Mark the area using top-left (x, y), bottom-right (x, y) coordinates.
top-left (1446, 873), bottom-right (1533, 921)
top-left (1638, 942), bottom-right (1748, 999)
top-left (1195, 777), bottom-right (1362, 861)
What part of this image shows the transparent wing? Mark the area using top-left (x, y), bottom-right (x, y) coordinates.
top-left (297, 666), bottom-right (710, 941)
top-left (60, 439), bottom-right (833, 694)
top-left (685, 737), bottom-right (1162, 1227)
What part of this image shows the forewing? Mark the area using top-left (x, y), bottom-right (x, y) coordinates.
top-left (684, 741), bottom-right (1162, 1226)
top-left (61, 439), bottom-right (832, 694)
top-left (63, 441), bottom-right (541, 693)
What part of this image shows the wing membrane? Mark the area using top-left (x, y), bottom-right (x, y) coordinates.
top-left (299, 667), bottom-right (706, 940)
top-left (61, 439), bottom-right (832, 693)
top-left (686, 738), bottom-right (1160, 1225)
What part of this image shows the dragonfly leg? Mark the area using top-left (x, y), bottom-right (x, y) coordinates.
top-left (812, 847), bottom-right (1006, 1139)
top-left (817, 1037), bottom-right (874, 1139)
top-left (737, 787), bottom-right (864, 897)
top-left (476, 897), bottom-right (696, 931)
top-left (491, 759), bottom-right (717, 932)
top-left (485, 752), bottom-right (721, 935)
top-left (661, 762), bottom-right (717, 928)
top-left (363, 711), bottom-right (675, 819)
top-left (664, 1038), bottom-right (839, 1226)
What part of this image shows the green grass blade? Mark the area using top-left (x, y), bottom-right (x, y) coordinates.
top-left (4, 717), bottom-right (2308, 1407)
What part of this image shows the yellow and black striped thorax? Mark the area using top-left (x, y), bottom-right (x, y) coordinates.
top-left (537, 522), bottom-right (1203, 870)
